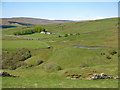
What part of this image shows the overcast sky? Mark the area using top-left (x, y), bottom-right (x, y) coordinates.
top-left (2, 2), bottom-right (118, 20)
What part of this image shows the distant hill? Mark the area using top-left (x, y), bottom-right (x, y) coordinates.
top-left (1, 17), bottom-right (75, 26)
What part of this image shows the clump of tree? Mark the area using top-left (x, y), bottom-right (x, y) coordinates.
top-left (34, 26), bottom-right (46, 32)
top-left (13, 29), bottom-right (34, 35)
top-left (64, 34), bottom-right (68, 37)
top-left (58, 35), bottom-right (62, 37)
top-left (70, 33), bottom-right (73, 35)
top-left (76, 33), bottom-right (80, 35)
top-left (109, 50), bottom-right (117, 55)
top-left (2, 48), bottom-right (31, 70)
top-left (13, 26), bottom-right (46, 35)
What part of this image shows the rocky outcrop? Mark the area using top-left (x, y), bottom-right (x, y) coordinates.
top-left (87, 73), bottom-right (120, 80)
top-left (0, 71), bottom-right (19, 77)
top-left (66, 73), bottom-right (120, 80)
top-left (66, 74), bottom-right (82, 79)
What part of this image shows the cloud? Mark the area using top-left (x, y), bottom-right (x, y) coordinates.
top-left (93, 16), bottom-right (104, 20)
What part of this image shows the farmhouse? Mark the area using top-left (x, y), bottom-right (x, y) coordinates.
top-left (40, 31), bottom-right (46, 34)
top-left (40, 31), bottom-right (54, 34)
top-left (45, 32), bottom-right (52, 34)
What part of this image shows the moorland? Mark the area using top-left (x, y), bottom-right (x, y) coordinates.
top-left (1, 17), bottom-right (118, 88)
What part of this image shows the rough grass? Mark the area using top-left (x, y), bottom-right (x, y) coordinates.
top-left (2, 18), bottom-right (118, 88)
top-left (44, 47), bottom-right (118, 68)
top-left (2, 77), bottom-right (118, 88)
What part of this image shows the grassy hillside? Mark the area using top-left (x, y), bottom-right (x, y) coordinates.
top-left (2, 77), bottom-right (118, 88)
top-left (2, 18), bottom-right (118, 88)
top-left (2, 40), bottom-right (49, 49)
top-left (1, 17), bottom-right (74, 26)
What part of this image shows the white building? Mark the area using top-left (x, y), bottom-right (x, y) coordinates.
top-left (40, 31), bottom-right (46, 34)
top-left (45, 32), bottom-right (52, 34)
top-left (40, 31), bottom-right (54, 34)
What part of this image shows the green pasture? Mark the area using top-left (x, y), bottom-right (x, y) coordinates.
top-left (2, 77), bottom-right (118, 88)
top-left (22, 33), bottom-right (60, 39)
top-left (2, 18), bottom-right (118, 88)
top-left (2, 40), bottom-right (49, 49)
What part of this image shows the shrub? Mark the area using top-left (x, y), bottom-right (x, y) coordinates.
top-left (44, 63), bottom-right (62, 71)
top-left (76, 33), bottom-right (80, 35)
top-left (27, 64), bottom-right (34, 67)
top-left (101, 53), bottom-right (105, 55)
top-left (36, 60), bottom-right (43, 65)
top-left (55, 66), bottom-right (62, 71)
top-left (2, 48), bottom-right (31, 70)
top-left (58, 35), bottom-right (62, 37)
top-left (106, 55), bottom-right (111, 59)
top-left (16, 48), bottom-right (31, 61)
top-left (64, 34), bottom-right (68, 37)
top-left (13, 26), bottom-right (46, 35)
top-left (9, 66), bottom-right (17, 70)
top-left (109, 50), bottom-right (117, 55)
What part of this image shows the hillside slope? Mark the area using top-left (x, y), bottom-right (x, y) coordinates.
top-left (2, 17), bottom-right (118, 88)
top-left (1, 17), bottom-right (74, 26)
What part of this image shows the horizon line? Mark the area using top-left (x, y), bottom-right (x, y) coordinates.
top-left (1, 16), bottom-right (118, 21)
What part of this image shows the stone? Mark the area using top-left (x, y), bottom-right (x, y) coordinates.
top-left (86, 73), bottom-right (115, 80)
top-left (0, 71), bottom-right (18, 77)
top-left (91, 76), bottom-right (97, 80)
top-left (113, 77), bottom-right (120, 79)
top-left (66, 77), bottom-right (71, 79)
top-left (87, 77), bottom-right (93, 80)
top-left (107, 76), bottom-right (113, 79)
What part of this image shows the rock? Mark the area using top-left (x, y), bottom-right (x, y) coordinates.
top-left (86, 73), bottom-right (116, 80)
top-left (47, 46), bottom-right (51, 49)
top-left (88, 73), bottom-right (93, 75)
top-left (66, 74), bottom-right (82, 79)
top-left (90, 76), bottom-right (97, 80)
top-left (75, 76), bottom-right (80, 78)
top-left (87, 77), bottom-right (93, 80)
top-left (71, 77), bottom-right (76, 79)
top-left (100, 73), bottom-right (107, 77)
top-left (71, 74), bottom-right (75, 76)
top-left (0, 71), bottom-right (18, 77)
top-left (107, 76), bottom-right (113, 79)
top-left (113, 77), bottom-right (120, 79)
top-left (0, 72), bottom-right (11, 77)
top-left (100, 73), bottom-right (107, 79)
top-left (66, 77), bottom-right (71, 79)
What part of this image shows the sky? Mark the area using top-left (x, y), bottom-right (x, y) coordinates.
top-left (2, 2), bottom-right (118, 20)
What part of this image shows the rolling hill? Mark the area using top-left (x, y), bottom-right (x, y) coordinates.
top-left (2, 17), bottom-right (118, 88)
top-left (1, 17), bottom-right (75, 26)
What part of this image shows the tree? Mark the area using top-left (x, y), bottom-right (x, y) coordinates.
top-left (64, 34), bottom-right (68, 37)
top-left (58, 35), bottom-right (62, 37)
top-left (76, 33), bottom-right (80, 35)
